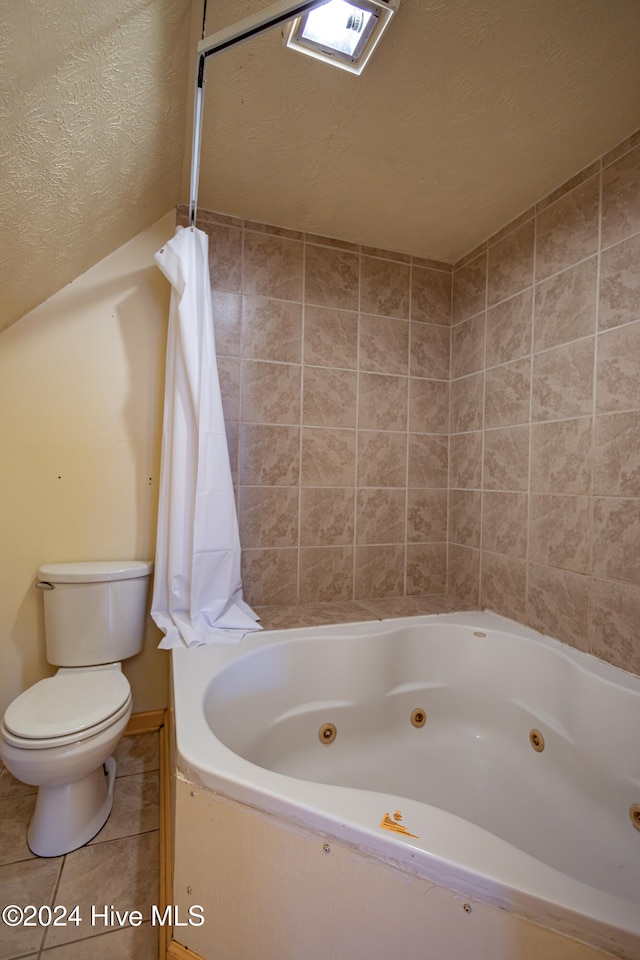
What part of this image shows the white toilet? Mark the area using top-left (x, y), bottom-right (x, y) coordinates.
top-left (0, 560), bottom-right (153, 857)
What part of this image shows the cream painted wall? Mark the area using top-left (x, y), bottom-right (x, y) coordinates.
top-left (0, 212), bottom-right (176, 718)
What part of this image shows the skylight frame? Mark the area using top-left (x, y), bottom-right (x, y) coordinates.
top-left (285, 0), bottom-right (398, 75)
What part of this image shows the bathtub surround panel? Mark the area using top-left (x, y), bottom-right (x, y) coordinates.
top-left (452, 134), bottom-right (640, 674)
top-left (175, 781), bottom-right (613, 960)
top-left (178, 206), bottom-right (452, 608)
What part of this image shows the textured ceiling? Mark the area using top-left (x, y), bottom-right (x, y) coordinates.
top-left (0, 0), bottom-right (192, 332)
top-left (2, 0), bottom-right (640, 332)
top-left (192, 0), bottom-right (640, 260)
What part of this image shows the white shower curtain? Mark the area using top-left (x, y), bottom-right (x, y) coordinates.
top-left (151, 225), bottom-right (261, 647)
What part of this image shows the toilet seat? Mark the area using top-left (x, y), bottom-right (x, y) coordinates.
top-left (2, 667), bottom-right (131, 746)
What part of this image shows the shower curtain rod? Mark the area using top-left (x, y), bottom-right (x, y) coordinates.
top-left (189, 0), bottom-right (328, 226)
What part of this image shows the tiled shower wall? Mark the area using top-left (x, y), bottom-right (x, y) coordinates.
top-left (179, 127), bottom-right (639, 675)
top-left (448, 131), bottom-right (640, 676)
top-left (177, 205), bottom-right (453, 606)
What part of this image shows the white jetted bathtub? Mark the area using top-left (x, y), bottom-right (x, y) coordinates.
top-left (170, 612), bottom-right (640, 960)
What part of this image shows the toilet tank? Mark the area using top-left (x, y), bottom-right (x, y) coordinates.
top-left (37, 561), bottom-right (154, 667)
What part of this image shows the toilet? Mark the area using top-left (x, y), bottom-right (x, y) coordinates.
top-left (0, 560), bottom-right (153, 857)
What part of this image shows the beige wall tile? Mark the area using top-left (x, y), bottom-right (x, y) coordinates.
top-left (407, 488), bottom-right (448, 542)
top-left (450, 372), bottom-right (484, 433)
top-left (217, 356), bottom-right (240, 421)
top-left (207, 223), bottom-right (242, 292)
top-left (535, 176), bottom-right (600, 281)
top-left (452, 253), bottom-right (486, 324)
top-left (357, 430), bottom-right (407, 487)
top-left (359, 372), bottom-right (408, 431)
top-left (239, 424), bottom-right (300, 486)
top-left (243, 232), bottom-right (303, 301)
top-left (530, 417), bottom-right (592, 494)
top-left (411, 266), bottom-right (452, 325)
top-left (241, 548), bottom-right (298, 605)
top-left (529, 494), bottom-right (591, 573)
top-left (241, 296), bottom-right (302, 363)
top-left (451, 313), bottom-right (485, 378)
top-left (533, 257), bottom-right (597, 351)
top-left (592, 497), bottom-right (640, 585)
top-left (305, 245), bottom-right (359, 310)
top-left (303, 305), bottom-right (358, 369)
top-left (301, 427), bottom-right (356, 487)
top-left (408, 377), bottom-right (449, 433)
top-left (212, 291), bottom-right (242, 356)
top-left (532, 339), bottom-right (594, 422)
top-left (485, 357), bottom-right (531, 428)
top-left (480, 552), bottom-right (527, 623)
top-left (591, 578), bottom-right (640, 675)
top-left (410, 322), bottom-right (450, 379)
top-left (448, 489), bottom-right (481, 548)
top-left (449, 431), bottom-right (483, 489)
top-left (598, 232), bottom-right (640, 333)
top-left (487, 219), bottom-right (535, 306)
top-left (483, 425), bottom-right (529, 491)
top-left (302, 366), bottom-right (357, 427)
top-left (238, 487), bottom-right (299, 548)
top-left (356, 488), bottom-right (406, 544)
top-left (447, 544), bottom-right (480, 604)
top-left (407, 434), bottom-right (448, 488)
top-left (359, 315), bottom-right (409, 375)
top-left (601, 143), bottom-right (640, 249)
top-left (299, 547), bottom-right (354, 602)
top-left (240, 359), bottom-right (301, 424)
top-left (485, 289), bottom-right (532, 367)
top-left (482, 491), bottom-right (528, 558)
top-left (360, 257), bottom-right (410, 319)
top-left (596, 320), bottom-right (640, 413)
top-left (355, 544), bottom-right (405, 598)
top-left (594, 411), bottom-right (640, 496)
top-left (300, 488), bottom-right (355, 546)
top-left (526, 563), bottom-right (590, 651)
top-left (406, 543), bottom-right (447, 594)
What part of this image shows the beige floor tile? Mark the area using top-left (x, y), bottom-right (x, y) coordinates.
top-left (0, 796), bottom-right (36, 866)
top-left (112, 733), bottom-right (159, 778)
top-left (41, 921), bottom-right (158, 959)
top-left (89, 771), bottom-right (159, 845)
top-left (44, 831), bottom-right (159, 948)
top-left (0, 768), bottom-right (37, 800)
top-left (0, 857), bottom-right (62, 960)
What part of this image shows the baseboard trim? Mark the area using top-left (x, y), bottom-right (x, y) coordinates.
top-left (125, 709), bottom-right (166, 735)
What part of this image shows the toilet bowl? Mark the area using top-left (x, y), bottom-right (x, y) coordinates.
top-left (0, 561), bottom-right (152, 857)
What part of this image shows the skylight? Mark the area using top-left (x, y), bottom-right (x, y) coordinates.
top-left (285, 0), bottom-right (398, 74)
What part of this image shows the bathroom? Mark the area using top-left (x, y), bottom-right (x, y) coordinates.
top-left (1, 0), bottom-right (640, 958)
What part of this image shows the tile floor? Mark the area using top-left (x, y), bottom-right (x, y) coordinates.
top-left (0, 732), bottom-right (160, 960)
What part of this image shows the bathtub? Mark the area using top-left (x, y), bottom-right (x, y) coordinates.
top-left (170, 611), bottom-right (640, 960)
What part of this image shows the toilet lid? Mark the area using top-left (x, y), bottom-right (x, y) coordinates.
top-left (4, 669), bottom-right (130, 739)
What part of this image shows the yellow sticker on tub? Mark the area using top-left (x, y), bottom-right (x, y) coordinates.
top-left (379, 810), bottom-right (419, 838)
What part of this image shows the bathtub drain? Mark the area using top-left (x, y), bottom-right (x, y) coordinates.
top-left (630, 804), bottom-right (640, 832)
